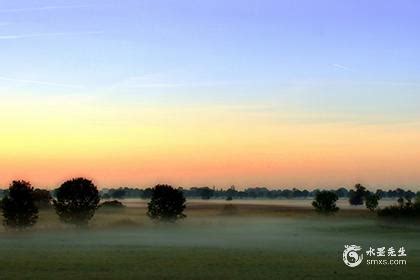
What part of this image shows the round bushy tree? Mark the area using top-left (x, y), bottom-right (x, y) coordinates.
top-left (365, 192), bottom-right (380, 212)
top-left (312, 190), bottom-right (339, 214)
top-left (53, 178), bottom-right (100, 226)
top-left (147, 184), bottom-right (186, 222)
top-left (349, 184), bottom-right (367, 205)
top-left (2, 180), bottom-right (38, 229)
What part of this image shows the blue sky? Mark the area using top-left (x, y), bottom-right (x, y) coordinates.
top-left (0, 0), bottom-right (420, 125)
top-left (0, 0), bottom-right (420, 121)
top-left (1, 0), bottom-right (419, 92)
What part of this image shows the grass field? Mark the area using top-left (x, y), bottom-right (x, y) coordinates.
top-left (0, 199), bottom-right (419, 279)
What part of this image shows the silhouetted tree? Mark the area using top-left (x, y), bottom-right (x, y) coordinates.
top-left (2, 180), bottom-right (38, 229)
top-left (225, 186), bottom-right (238, 199)
top-left (199, 187), bottom-right (214, 200)
top-left (147, 184), bottom-right (186, 222)
top-left (349, 184), bottom-right (367, 205)
top-left (365, 192), bottom-right (380, 212)
top-left (312, 191), bottom-right (339, 214)
top-left (53, 178), bottom-right (100, 226)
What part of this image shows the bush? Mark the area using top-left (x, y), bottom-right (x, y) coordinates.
top-left (312, 191), bottom-right (339, 214)
top-left (365, 192), bottom-right (380, 212)
top-left (199, 187), bottom-right (214, 200)
top-left (147, 184), bottom-right (186, 222)
top-left (100, 200), bottom-right (125, 209)
top-left (1, 180), bottom-right (38, 229)
top-left (349, 184), bottom-right (367, 205)
top-left (378, 197), bottom-right (420, 218)
top-left (53, 178), bottom-right (100, 226)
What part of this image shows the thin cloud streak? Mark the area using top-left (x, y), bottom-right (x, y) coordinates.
top-left (0, 5), bottom-right (90, 13)
top-left (0, 31), bottom-right (103, 40)
top-left (0, 76), bottom-right (84, 89)
top-left (332, 63), bottom-right (352, 71)
top-left (110, 73), bottom-right (246, 90)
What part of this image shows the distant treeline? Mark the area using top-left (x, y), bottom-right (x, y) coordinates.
top-left (96, 186), bottom-right (419, 200)
top-left (0, 186), bottom-right (418, 201)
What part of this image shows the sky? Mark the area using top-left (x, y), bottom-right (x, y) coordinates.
top-left (0, 0), bottom-right (419, 189)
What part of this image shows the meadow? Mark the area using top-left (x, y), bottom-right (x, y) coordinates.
top-left (0, 199), bottom-right (419, 280)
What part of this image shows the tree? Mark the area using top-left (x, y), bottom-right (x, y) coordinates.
top-left (312, 191), bottom-right (339, 214)
top-left (199, 187), bottom-right (214, 200)
top-left (53, 178), bottom-right (100, 226)
top-left (147, 184), bottom-right (186, 222)
top-left (365, 192), bottom-right (380, 212)
top-left (349, 184), bottom-right (367, 205)
top-left (1, 180), bottom-right (38, 229)
top-left (226, 186), bottom-right (238, 200)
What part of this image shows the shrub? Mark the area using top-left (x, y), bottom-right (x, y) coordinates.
top-left (100, 200), bottom-right (125, 209)
top-left (365, 192), bottom-right (380, 212)
top-left (349, 184), bottom-right (367, 205)
top-left (53, 178), bottom-right (100, 226)
top-left (312, 191), bottom-right (339, 214)
top-left (377, 197), bottom-right (420, 218)
top-left (199, 187), bottom-right (214, 200)
top-left (147, 184), bottom-right (186, 222)
top-left (1, 180), bottom-right (38, 229)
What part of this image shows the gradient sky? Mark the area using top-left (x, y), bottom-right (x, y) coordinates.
top-left (0, 0), bottom-right (419, 189)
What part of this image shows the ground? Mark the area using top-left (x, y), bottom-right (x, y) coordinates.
top-left (0, 199), bottom-right (419, 279)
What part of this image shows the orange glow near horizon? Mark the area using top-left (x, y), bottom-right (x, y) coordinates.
top-left (1, 96), bottom-right (419, 189)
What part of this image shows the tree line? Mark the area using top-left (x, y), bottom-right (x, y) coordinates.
top-left (312, 184), bottom-right (420, 216)
top-left (99, 185), bottom-right (419, 200)
top-left (1, 184), bottom-right (418, 201)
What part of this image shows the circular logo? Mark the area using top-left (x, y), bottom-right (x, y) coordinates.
top-left (343, 245), bottom-right (363, 267)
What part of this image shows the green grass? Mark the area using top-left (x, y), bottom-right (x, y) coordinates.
top-left (0, 201), bottom-right (419, 279)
